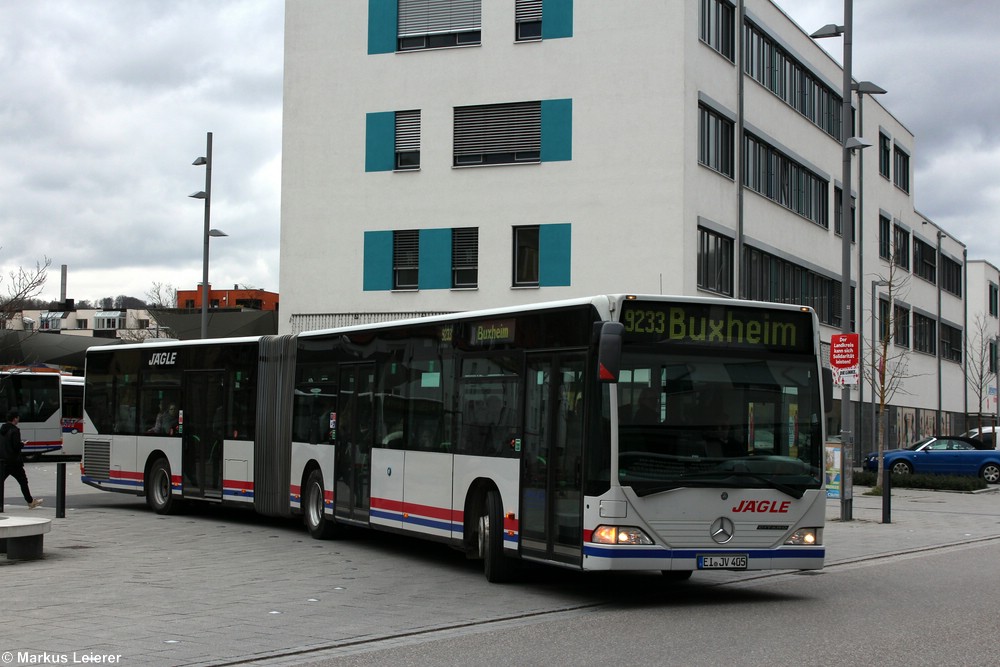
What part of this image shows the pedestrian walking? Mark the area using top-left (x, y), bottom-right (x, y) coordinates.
top-left (0, 409), bottom-right (43, 509)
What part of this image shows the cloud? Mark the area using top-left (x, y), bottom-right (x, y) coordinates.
top-left (0, 0), bottom-right (283, 305)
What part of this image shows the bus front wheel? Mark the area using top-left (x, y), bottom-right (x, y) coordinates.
top-left (304, 469), bottom-right (337, 539)
top-left (147, 458), bottom-right (178, 515)
top-left (479, 489), bottom-right (517, 583)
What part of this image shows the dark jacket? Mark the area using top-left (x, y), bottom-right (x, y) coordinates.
top-left (0, 421), bottom-right (23, 463)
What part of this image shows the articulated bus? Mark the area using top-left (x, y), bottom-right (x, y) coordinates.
top-left (81, 295), bottom-right (832, 582)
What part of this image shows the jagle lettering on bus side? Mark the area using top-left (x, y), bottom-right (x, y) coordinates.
top-left (148, 352), bottom-right (178, 366)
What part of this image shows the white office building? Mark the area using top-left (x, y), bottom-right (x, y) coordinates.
top-left (279, 1), bottom-right (984, 445)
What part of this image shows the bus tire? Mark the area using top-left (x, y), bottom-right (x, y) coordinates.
top-left (147, 457), bottom-right (179, 515)
top-left (480, 488), bottom-right (517, 583)
top-left (304, 469), bottom-right (337, 539)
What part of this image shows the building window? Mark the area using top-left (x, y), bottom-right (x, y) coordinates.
top-left (95, 313), bottom-right (125, 330)
top-left (941, 256), bottom-right (962, 297)
top-left (395, 110), bottom-right (420, 170)
top-left (991, 339), bottom-right (998, 374)
top-left (833, 187), bottom-right (856, 241)
top-left (699, 105), bottom-right (734, 178)
top-left (452, 227), bottom-right (478, 288)
top-left (397, 0), bottom-right (481, 52)
top-left (894, 304), bottom-right (910, 348)
top-left (878, 214), bottom-right (891, 260)
top-left (76, 319), bottom-right (89, 329)
top-left (184, 299), bottom-right (195, 309)
top-left (515, 0), bottom-right (542, 41)
top-left (913, 238), bottom-right (937, 283)
top-left (744, 133), bottom-right (828, 228)
top-left (913, 313), bottom-right (936, 355)
top-left (879, 132), bottom-right (891, 178)
top-left (743, 20), bottom-right (841, 140)
top-left (940, 323), bottom-right (962, 363)
top-left (893, 144), bottom-right (910, 192)
top-left (893, 225), bottom-right (910, 270)
top-left (741, 245), bottom-right (839, 326)
top-left (700, 0), bottom-right (735, 61)
top-left (513, 226), bottom-right (540, 287)
top-left (990, 283), bottom-right (999, 317)
top-left (393, 230), bottom-right (419, 290)
top-left (454, 101), bottom-right (541, 166)
top-left (697, 227), bottom-right (733, 296)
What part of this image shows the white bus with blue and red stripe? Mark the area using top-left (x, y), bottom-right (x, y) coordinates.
top-left (81, 295), bottom-right (831, 582)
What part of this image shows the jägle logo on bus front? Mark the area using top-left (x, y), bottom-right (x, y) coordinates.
top-left (148, 351), bottom-right (178, 366)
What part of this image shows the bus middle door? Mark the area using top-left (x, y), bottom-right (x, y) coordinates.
top-left (181, 370), bottom-right (225, 500)
top-left (334, 363), bottom-right (374, 524)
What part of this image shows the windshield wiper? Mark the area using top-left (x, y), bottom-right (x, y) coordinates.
top-left (672, 470), bottom-right (805, 499)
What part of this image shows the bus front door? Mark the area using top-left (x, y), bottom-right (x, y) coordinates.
top-left (182, 370), bottom-right (225, 500)
top-left (334, 363), bottom-right (374, 523)
top-left (520, 353), bottom-right (585, 566)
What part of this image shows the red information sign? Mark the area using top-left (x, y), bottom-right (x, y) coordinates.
top-left (830, 333), bottom-right (860, 369)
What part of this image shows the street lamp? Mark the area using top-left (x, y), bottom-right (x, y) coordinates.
top-left (190, 131), bottom-right (227, 339)
top-left (812, 0), bottom-right (870, 521)
top-left (853, 79), bottom-right (886, 437)
top-left (870, 279), bottom-right (889, 454)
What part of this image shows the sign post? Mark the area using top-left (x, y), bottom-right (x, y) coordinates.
top-left (829, 333), bottom-right (860, 518)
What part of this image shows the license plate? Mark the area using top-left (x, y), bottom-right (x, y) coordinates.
top-left (698, 554), bottom-right (748, 570)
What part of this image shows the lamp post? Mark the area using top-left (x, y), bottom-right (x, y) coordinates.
top-left (812, 0), bottom-right (871, 521)
top-left (870, 279), bottom-right (889, 454)
top-left (854, 79), bottom-right (886, 436)
top-left (190, 132), bottom-right (228, 339)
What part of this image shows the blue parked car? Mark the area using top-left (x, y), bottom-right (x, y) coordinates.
top-left (864, 436), bottom-right (1000, 483)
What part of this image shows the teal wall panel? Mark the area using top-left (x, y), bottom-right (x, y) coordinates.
top-left (365, 111), bottom-right (396, 172)
top-left (363, 230), bottom-right (393, 291)
top-left (419, 228), bottom-right (452, 290)
top-left (543, 0), bottom-right (573, 39)
top-left (368, 0), bottom-right (397, 54)
top-left (541, 99), bottom-right (572, 162)
top-left (539, 223), bottom-right (571, 287)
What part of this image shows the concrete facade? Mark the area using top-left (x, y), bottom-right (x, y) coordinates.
top-left (278, 1), bottom-right (987, 442)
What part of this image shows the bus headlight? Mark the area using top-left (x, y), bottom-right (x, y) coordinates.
top-left (785, 528), bottom-right (820, 545)
top-left (592, 525), bottom-right (654, 545)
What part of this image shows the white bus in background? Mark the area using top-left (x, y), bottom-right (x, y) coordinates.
top-left (60, 375), bottom-right (84, 458)
top-left (0, 368), bottom-right (63, 458)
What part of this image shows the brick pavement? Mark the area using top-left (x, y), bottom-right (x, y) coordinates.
top-left (1, 464), bottom-right (997, 666)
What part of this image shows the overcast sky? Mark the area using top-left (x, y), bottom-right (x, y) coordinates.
top-left (1, 1), bottom-right (997, 307)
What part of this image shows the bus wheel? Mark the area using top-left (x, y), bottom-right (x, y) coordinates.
top-left (147, 458), bottom-right (178, 515)
top-left (304, 469), bottom-right (337, 539)
top-left (479, 489), bottom-right (516, 583)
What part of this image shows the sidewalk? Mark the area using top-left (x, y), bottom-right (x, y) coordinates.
top-left (823, 484), bottom-right (1000, 565)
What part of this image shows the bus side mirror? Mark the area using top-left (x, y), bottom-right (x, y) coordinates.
top-left (822, 367), bottom-right (834, 414)
top-left (596, 322), bottom-right (624, 383)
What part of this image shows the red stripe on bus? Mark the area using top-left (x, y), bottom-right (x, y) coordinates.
top-left (370, 497), bottom-right (463, 523)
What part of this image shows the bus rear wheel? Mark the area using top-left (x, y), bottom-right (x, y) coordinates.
top-left (304, 469), bottom-right (337, 539)
top-left (147, 457), bottom-right (179, 515)
top-left (479, 489), bottom-right (517, 583)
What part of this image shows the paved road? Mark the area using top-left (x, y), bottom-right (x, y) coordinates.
top-left (2, 463), bottom-right (998, 666)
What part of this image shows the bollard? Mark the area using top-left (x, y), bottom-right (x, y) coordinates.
top-left (881, 466), bottom-right (891, 524)
top-left (0, 460), bottom-right (5, 512)
top-left (56, 463), bottom-right (66, 518)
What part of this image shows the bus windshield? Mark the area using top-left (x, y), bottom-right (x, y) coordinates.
top-left (617, 350), bottom-right (823, 498)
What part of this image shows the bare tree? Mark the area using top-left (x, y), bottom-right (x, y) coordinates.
top-left (0, 256), bottom-right (51, 329)
top-left (145, 282), bottom-right (177, 309)
top-left (966, 313), bottom-right (997, 433)
top-left (864, 256), bottom-right (920, 486)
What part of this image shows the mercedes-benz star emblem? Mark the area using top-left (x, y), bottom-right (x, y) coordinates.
top-left (710, 517), bottom-right (735, 544)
